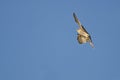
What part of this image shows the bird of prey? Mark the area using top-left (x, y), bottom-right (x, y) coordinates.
top-left (73, 12), bottom-right (94, 48)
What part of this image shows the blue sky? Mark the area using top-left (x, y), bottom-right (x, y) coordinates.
top-left (0, 0), bottom-right (120, 80)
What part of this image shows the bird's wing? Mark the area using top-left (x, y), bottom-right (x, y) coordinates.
top-left (73, 13), bottom-right (89, 36)
top-left (77, 25), bottom-right (89, 37)
top-left (73, 13), bottom-right (81, 27)
top-left (80, 25), bottom-right (89, 34)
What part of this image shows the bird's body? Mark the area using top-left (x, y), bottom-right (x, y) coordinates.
top-left (77, 34), bottom-right (88, 44)
top-left (73, 13), bottom-right (94, 48)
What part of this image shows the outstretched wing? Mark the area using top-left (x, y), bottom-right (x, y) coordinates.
top-left (73, 13), bottom-right (81, 26)
top-left (73, 13), bottom-right (89, 36)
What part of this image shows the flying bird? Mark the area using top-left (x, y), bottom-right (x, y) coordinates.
top-left (73, 13), bottom-right (94, 48)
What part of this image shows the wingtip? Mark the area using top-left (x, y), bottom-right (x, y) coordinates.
top-left (73, 12), bottom-right (75, 15)
top-left (73, 12), bottom-right (81, 26)
top-left (73, 12), bottom-right (76, 18)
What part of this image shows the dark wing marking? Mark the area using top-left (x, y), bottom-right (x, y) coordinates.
top-left (81, 25), bottom-right (89, 34)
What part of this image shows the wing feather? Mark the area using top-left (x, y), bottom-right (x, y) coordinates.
top-left (73, 13), bottom-right (81, 26)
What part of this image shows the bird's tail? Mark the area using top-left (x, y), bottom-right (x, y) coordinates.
top-left (89, 41), bottom-right (94, 48)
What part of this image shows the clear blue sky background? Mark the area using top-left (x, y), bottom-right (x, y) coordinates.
top-left (0, 0), bottom-right (120, 80)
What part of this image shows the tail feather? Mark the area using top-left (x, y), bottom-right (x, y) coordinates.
top-left (89, 41), bottom-right (94, 48)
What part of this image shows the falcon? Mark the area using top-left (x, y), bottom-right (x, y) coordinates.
top-left (73, 13), bottom-right (94, 48)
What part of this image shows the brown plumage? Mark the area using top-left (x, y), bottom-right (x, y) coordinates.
top-left (73, 13), bottom-right (94, 48)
